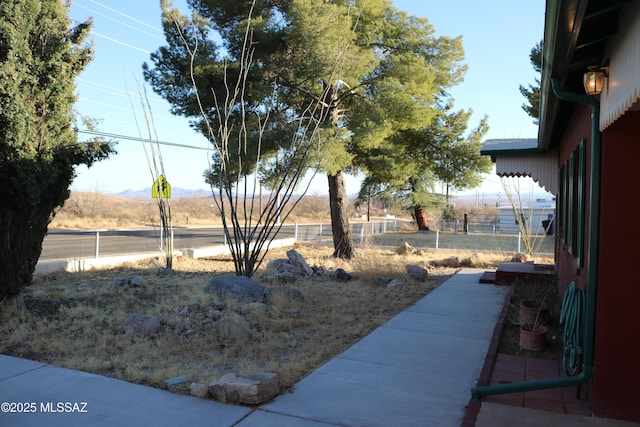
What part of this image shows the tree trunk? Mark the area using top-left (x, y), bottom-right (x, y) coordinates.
top-left (328, 171), bottom-right (354, 259)
top-left (414, 207), bottom-right (430, 231)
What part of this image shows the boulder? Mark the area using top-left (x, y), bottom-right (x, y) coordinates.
top-left (112, 275), bottom-right (143, 293)
top-left (406, 265), bottom-right (428, 282)
top-left (123, 313), bottom-right (162, 337)
top-left (190, 382), bottom-right (209, 398)
top-left (286, 249), bottom-right (313, 276)
top-left (396, 242), bottom-right (416, 255)
top-left (265, 259), bottom-right (302, 276)
top-left (374, 276), bottom-right (392, 287)
top-left (203, 275), bottom-right (265, 303)
top-left (208, 372), bottom-right (280, 405)
top-left (332, 268), bottom-right (352, 282)
top-left (386, 278), bottom-right (405, 288)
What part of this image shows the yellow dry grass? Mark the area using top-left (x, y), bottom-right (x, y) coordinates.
top-left (1, 244), bottom-right (473, 395)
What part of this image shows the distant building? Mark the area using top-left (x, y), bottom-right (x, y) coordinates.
top-left (497, 198), bottom-right (556, 235)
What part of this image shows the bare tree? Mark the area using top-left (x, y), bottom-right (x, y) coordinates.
top-left (129, 83), bottom-right (174, 270)
top-left (169, 3), bottom-right (358, 277)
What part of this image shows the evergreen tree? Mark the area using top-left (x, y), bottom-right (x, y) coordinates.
top-left (0, 1), bottom-right (114, 302)
top-left (519, 40), bottom-right (542, 123)
top-left (357, 103), bottom-right (491, 230)
top-left (143, 0), bottom-right (465, 259)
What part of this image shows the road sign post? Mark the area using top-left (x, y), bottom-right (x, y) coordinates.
top-left (152, 175), bottom-right (171, 199)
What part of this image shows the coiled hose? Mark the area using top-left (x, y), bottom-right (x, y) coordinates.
top-left (559, 281), bottom-right (585, 376)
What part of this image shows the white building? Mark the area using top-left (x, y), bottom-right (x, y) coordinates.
top-left (498, 198), bottom-right (555, 235)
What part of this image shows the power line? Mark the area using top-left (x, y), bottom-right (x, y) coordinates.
top-left (73, 2), bottom-right (165, 41)
top-left (91, 31), bottom-right (151, 54)
top-left (76, 129), bottom-right (212, 152)
top-left (85, 0), bottom-right (163, 33)
top-left (77, 98), bottom-right (185, 125)
top-left (76, 79), bottom-right (168, 107)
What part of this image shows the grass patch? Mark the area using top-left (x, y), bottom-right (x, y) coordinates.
top-left (1, 244), bottom-right (473, 394)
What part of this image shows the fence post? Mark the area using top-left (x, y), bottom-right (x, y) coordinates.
top-left (294, 223), bottom-right (298, 241)
top-left (360, 224), bottom-right (365, 245)
top-left (436, 230), bottom-right (439, 249)
top-left (95, 231), bottom-right (100, 258)
top-left (518, 232), bottom-right (522, 253)
top-left (319, 223), bottom-right (323, 243)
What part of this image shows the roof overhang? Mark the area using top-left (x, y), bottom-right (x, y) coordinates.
top-left (539, 0), bottom-right (630, 150)
top-left (481, 0), bottom-right (630, 195)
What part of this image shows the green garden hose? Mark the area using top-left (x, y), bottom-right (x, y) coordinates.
top-left (560, 281), bottom-right (585, 376)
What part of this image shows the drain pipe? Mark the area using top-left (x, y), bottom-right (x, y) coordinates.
top-left (471, 78), bottom-right (601, 400)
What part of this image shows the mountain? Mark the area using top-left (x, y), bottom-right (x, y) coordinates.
top-left (113, 187), bottom-right (211, 199)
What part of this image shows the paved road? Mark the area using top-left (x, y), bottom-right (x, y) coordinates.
top-left (39, 221), bottom-right (405, 261)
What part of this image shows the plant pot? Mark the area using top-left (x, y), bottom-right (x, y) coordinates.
top-left (518, 300), bottom-right (548, 325)
top-left (519, 324), bottom-right (548, 351)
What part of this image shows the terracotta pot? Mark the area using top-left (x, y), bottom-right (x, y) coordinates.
top-left (518, 300), bottom-right (548, 325)
top-left (519, 324), bottom-right (548, 351)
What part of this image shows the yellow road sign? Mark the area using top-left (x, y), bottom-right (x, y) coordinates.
top-left (152, 175), bottom-right (171, 198)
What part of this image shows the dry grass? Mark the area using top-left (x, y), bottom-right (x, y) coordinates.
top-left (51, 192), bottom-right (391, 229)
top-left (0, 244), bottom-right (481, 395)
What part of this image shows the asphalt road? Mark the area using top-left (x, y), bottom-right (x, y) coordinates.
top-left (39, 223), bottom-right (339, 261)
top-left (40, 219), bottom-right (408, 261)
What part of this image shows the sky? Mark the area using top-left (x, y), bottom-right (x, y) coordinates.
top-left (67, 0), bottom-right (547, 197)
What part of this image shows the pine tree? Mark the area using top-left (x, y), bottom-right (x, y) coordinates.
top-left (144, 0), bottom-right (465, 258)
top-left (0, 0), bottom-right (113, 302)
top-left (519, 40), bottom-right (542, 123)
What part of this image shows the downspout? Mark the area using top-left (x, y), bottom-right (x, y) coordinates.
top-left (471, 78), bottom-right (601, 400)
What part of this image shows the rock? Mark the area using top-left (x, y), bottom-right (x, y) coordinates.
top-left (406, 265), bottom-right (428, 282)
top-left (266, 286), bottom-right (305, 302)
top-left (112, 275), bottom-right (143, 290)
top-left (511, 253), bottom-right (532, 263)
top-left (203, 275), bottom-right (265, 303)
top-left (440, 256), bottom-right (460, 268)
top-left (396, 242), bottom-right (416, 255)
top-left (265, 259), bottom-right (302, 276)
top-left (386, 278), bottom-right (404, 288)
top-left (190, 382), bottom-right (209, 398)
top-left (461, 252), bottom-right (481, 267)
top-left (332, 268), bottom-right (352, 282)
top-left (374, 276), bottom-right (392, 287)
top-left (123, 313), bottom-right (162, 337)
top-left (208, 372), bottom-right (280, 405)
top-left (286, 249), bottom-right (313, 276)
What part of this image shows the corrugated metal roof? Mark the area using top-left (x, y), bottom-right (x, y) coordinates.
top-left (481, 138), bottom-right (538, 153)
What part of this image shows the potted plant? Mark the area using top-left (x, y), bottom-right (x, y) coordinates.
top-left (519, 291), bottom-right (550, 351)
top-left (518, 299), bottom-right (548, 325)
top-left (519, 313), bottom-right (548, 351)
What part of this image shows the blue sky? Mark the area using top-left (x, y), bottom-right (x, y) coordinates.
top-left (68, 0), bottom-right (546, 196)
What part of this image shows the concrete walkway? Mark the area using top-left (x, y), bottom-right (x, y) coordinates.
top-left (0, 268), bottom-right (507, 426)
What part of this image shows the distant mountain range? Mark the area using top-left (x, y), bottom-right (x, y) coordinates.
top-left (112, 187), bottom-right (553, 205)
top-left (113, 187), bottom-right (212, 199)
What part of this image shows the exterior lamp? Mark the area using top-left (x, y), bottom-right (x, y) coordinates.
top-left (583, 66), bottom-right (607, 95)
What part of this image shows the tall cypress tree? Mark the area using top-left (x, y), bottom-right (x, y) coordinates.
top-left (0, 0), bottom-right (114, 302)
